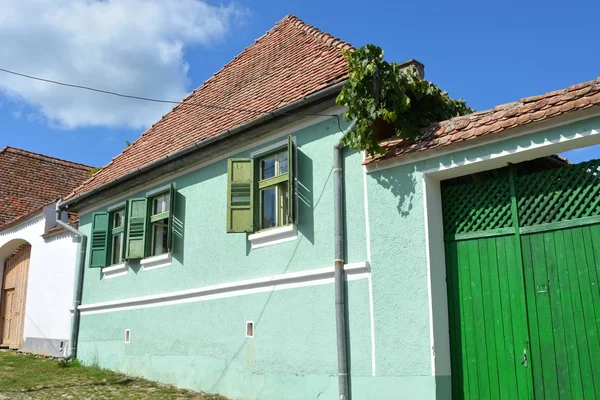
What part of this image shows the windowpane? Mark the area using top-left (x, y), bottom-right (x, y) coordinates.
top-left (112, 209), bottom-right (124, 228)
top-left (278, 152), bottom-right (288, 174)
top-left (152, 222), bottom-right (169, 256)
top-left (278, 182), bottom-right (289, 224)
top-left (261, 187), bottom-right (277, 229)
top-left (260, 182), bottom-right (288, 229)
top-left (111, 232), bottom-right (123, 264)
top-left (152, 194), bottom-right (170, 216)
top-left (261, 156), bottom-right (276, 180)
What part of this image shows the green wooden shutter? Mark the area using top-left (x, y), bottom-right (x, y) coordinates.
top-left (121, 200), bottom-right (129, 261)
top-left (287, 135), bottom-right (295, 224)
top-left (227, 158), bottom-right (254, 233)
top-left (167, 184), bottom-right (175, 252)
top-left (126, 198), bottom-right (148, 259)
top-left (90, 212), bottom-right (109, 268)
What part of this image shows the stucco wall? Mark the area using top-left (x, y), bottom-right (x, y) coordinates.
top-left (364, 114), bottom-right (600, 399)
top-left (0, 212), bottom-right (78, 356)
top-left (77, 117), bottom-right (427, 399)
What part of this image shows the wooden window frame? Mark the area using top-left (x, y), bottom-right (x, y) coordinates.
top-left (109, 207), bottom-right (126, 266)
top-left (149, 191), bottom-right (171, 257)
top-left (257, 149), bottom-right (290, 232)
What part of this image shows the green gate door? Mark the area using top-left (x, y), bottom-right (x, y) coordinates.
top-left (442, 159), bottom-right (600, 399)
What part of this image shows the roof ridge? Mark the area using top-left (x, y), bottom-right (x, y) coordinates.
top-left (1, 146), bottom-right (95, 170)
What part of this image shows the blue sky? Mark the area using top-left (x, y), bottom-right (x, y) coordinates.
top-left (0, 0), bottom-right (599, 167)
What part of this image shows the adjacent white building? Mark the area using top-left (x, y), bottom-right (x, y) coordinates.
top-left (0, 147), bottom-right (92, 357)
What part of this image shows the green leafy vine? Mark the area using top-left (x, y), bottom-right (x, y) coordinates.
top-left (336, 45), bottom-right (473, 155)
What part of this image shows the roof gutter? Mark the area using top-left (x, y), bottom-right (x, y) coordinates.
top-left (55, 200), bottom-right (86, 360)
top-left (59, 80), bottom-right (347, 211)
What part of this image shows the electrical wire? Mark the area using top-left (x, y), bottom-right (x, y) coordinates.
top-left (0, 67), bottom-right (345, 131)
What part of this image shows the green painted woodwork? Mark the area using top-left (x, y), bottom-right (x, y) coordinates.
top-left (516, 159), bottom-right (600, 227)
top-left (226, 158), bottom-right (254, 233)
top-left (125, 198), bottom-right (148, 259)
top-left (445, 236), bottom-right (532, 399)
top-left (442, 175), bottom-right (513, 236)
top-left (444, 159), bottom-right (600, 399)
top-left (167, 184), bottom-right (175, 252)
top-left (90, 212), bottom-right (110, 268)
top-left (522, 226), bottom-right (600, 400)
top-left (288, 134), bottom-right (295, 225)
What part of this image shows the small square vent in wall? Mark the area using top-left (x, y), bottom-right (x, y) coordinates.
top-left (246, 321), bottom-right (254, 338)
top-left (125, 329), bottom-right (131, 344)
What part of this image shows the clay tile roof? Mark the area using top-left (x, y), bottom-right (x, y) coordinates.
top-left (0, 146), bottom-right (94, 229)
top-left (365, 77), bottom-right (600, 165)
top-left (66, 15), bottom-right (353, 200)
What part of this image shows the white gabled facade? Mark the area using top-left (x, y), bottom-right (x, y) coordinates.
top-left (0, 202), bottom-right (78, 357)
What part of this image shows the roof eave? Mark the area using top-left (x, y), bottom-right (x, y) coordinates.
top-left (60, 80), bottom-right (347, 211)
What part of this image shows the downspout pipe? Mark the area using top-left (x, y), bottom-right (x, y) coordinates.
top-left (55, 199), bottom-right (86, 360)
top-left (333, 118), bottom-right (357, 400)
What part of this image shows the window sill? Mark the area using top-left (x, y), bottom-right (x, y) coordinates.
top-left (248, 224), bottom-right (297, 249)
top-left (140, 253), bottom-right (172, 271)
top-left (102, 263), bottom-right (128, 279)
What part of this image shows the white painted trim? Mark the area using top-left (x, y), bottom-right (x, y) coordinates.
top-left (102, 263), bottom-right (128, 279)
top-left (423, 175), bottom-right (437, 376)
top-left (421, 127), bottom-right (600, 177)
top-left (140, 253), bottom-right (172, 271)
top-left (79, 107), bottom-right (347, 215)
top-left (107, 202), bottom-right (126, 212)
top-left (146, 183), bottom-right (173, 198)
top-left (250, 138), bottom-right (288, 158)
top-left (248, 225), bottom-right (298, 249)
top-left (366, 108), bottom-right (600, 174)
top-left (362, 153), bottom-right (377, 377)
top-left (78, 261), bottom-right (369, 315)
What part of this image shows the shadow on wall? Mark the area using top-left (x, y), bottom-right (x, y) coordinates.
top-left (210, 150), bottom-right (344, 392)
top-left (373, 165), bottom-right (418, 217)
top-left (297, 148), bottom-right (315, 244)
top-left (172, 192), bottom-right (186, 265)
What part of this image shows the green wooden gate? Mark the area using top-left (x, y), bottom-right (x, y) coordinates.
top-left (442, 159), bottom-right (600, 399)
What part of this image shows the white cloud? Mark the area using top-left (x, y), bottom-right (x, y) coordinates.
top-left (0, 0), bottom-right (243, 129)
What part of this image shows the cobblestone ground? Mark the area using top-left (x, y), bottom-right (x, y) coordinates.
top-left (0, 351), bottom-right (227, 400)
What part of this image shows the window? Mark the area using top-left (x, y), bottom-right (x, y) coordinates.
top-left (226, 135), bottom-right (295, 233)
top-left (110, 208), bottom-right (125, 265)
top-left (258, 150), bottom-right (289, 230)
top-left (149, 193), bottom-right (170, 256)
top-left (90, 184), bottom-right (176, 268)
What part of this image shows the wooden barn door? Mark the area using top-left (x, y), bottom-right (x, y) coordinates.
top-left (443, 159), bottom-right (600, 399)
top-left (1, 244), bottom-right (31, 349)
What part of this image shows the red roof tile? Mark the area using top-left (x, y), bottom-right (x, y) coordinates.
top-left (67, 15), bottom-right (352, 200)
top-left (0, 147), bottom-right (93, 229)
top-left (365, 77), bottom-right (600, 165)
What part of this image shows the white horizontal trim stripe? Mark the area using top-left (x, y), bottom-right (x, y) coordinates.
top-left (78, 261), bottom-right (369, 315)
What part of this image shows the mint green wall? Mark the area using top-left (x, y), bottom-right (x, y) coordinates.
top-left (77, 115), bottom-right (600, 399)
top-left (79, 118), bottom-right (367, 304)
top-left (364, 116), bottom-right (600, 399)
top-left (77, 117), bottom-right (438, 399)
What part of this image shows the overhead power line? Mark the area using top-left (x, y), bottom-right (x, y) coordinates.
top-left (0, 67), bottom-right (342, 120)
